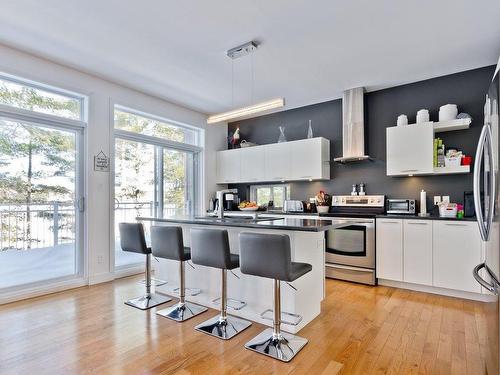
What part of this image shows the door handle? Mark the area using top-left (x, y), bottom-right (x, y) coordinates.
top-left (485, 125), bottom-right (496, 241)
top-left (474, 125), bottom-right (489, 241)
top-left (473, 262), bottom-right (499, 294)
top-left (77, 197), bottom-right (85, 212)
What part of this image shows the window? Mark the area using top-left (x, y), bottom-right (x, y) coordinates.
top-left (250, 184), bottom-right (290, 209)
top-left (0, 75), bottom-right (86, 292)
top-left (114, 106), bottom-right (198, 145)
top-left (113, 106), bottom-right (201, 269)
top-left (0, 74), bottom-right (84, 120)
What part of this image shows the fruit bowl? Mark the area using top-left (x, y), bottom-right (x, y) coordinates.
top-left (239, 206), bottom-right (259, 211)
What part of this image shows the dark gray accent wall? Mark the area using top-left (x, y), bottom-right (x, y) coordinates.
top-left (228, 66), bottom-right (495, 206)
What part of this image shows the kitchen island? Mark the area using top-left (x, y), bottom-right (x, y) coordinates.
top-left (137, 215), bottom-right (334, 333)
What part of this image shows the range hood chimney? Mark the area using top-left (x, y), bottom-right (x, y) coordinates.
top-left (333, 87), bottom-right (371, 163)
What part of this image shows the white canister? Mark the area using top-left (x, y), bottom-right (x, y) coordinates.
top-left (416, 109), bottom-right (430, 124)
top-left (397, 114), bottom-right (408, 126)
top-left (439, 104), bottom-right (458, 121)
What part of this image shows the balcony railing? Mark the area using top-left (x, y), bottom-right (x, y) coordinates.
top-left (0, 201), bottom-right (180, 251)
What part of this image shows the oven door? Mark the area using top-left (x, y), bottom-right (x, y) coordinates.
top-left (325, 219), bottom-right (375, 269)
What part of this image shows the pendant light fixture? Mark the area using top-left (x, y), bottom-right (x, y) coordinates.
top-left (207, 41), bottom-right (285, 124)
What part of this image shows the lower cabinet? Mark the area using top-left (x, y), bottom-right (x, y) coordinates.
top-left (403, 220), bottom-right (433, 285)
top-left (376, 218), bottom-right (483, 294)
top-left (376, 219), bottom-right (403, 281)
top-left (432, 221), bottom-right (482, 293)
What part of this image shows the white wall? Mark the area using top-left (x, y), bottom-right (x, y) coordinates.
top-left (0, 44), bottom-right (227, 287)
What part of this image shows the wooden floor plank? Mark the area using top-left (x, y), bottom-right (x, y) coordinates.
top-left (0, 276), bottom-right (489, 375)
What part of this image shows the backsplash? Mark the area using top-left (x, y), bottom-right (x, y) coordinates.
top-left (228, 65), bottom-right (495, 206)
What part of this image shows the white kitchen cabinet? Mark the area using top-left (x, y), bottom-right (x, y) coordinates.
top-left (289, 138), bottom-right (330, 181)
top-left (403, 220), bottom-right (433, 285)
top-left (376, 219), bottom-right (403, 281)
top-left (216, 137), bottom-right (330, 184)
top-left (386, 123), bottom-right (434, 176)
top-left (264, 142), bottom-right (292, 181)
top-left (240, 146), bottom-right (266, 183)
top-left (216, 149), bottom-right (240, 183)
top-left (432, 221), bottom-right (482, 293)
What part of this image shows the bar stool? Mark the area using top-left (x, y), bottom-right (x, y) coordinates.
top-left (239, 232), bottom-right (312, 362)
top-left (118, 223), bottom-right (172, 310)
top-left (151, 226), bottom-right (208, 321)
top-left (190, 227), bottom-right (252, 340)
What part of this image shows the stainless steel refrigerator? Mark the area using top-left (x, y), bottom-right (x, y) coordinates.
top-left (473, 57), bottom-right (500, 375)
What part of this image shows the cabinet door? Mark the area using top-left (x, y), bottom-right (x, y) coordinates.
top-left (386, 123), bottom-right (433, 176)
top-left (240, 147), bottom-right (265, 183)
top-left (403, 220), bottom-right (433, 285)
top-left (265, 143), bottom-right (292, 181)
top-left (290, 138), bottom-right (323, 180)
top-left (216, 150), bottom-right (241, 183)
top-left (432, 221), bottom-right (481, 293)
top-left (376, 219), bottom-right (403, 281)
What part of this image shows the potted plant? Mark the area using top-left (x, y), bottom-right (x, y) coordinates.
top-left (315, 191), bottom-right (331, 213)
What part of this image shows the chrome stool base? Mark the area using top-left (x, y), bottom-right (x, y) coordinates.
top-left (140, 278), bottom-right (167, 287)
top-left (125, 293), bottom-right (171, 310)
top-left (245, 328), bottom-right (308, 362)
top-left (195, 314), bottom-right (252, 340)
top-left (156, 302), bottom-right (207, 322)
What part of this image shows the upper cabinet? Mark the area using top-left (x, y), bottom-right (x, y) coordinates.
top-left (386, 122), bottom-right (434, 176)
top-left (216, 149), bottom-right (241, 183)
top-left (216, 137), bottom-right (330, 184)
top-left (386, 119), bottom-right (472, 177)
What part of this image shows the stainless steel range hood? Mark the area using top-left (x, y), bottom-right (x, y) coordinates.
top-left (333, 87), bottom-right (371, 163)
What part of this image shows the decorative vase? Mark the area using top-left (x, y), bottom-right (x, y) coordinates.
top-left (307, 120), bottom-right (313, 139)
top-left (278, 126), bottom-right (287, 143)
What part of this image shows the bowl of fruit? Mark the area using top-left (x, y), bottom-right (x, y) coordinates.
top-left (238, 201), bottom-right (259, 211)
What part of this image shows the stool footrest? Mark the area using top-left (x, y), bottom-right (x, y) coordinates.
top-left (212, 297), bottom-right (247, 310)
top-left (260, 309), bottom-right (303, 326)
top-left (172, 287), bottom-right (201, 296)
top-left (139, 277), bottom-right (167, 286)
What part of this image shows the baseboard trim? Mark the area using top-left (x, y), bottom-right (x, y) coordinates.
top-left (378, 279), bottom-right (494, 302)
top-left (0, 278), bottom-right (87, 305)
top-left (88, 272), bottom-right (115, 285)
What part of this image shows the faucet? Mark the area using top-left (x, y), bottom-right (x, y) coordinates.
top-left (216, 188), bottom-right (238, 219)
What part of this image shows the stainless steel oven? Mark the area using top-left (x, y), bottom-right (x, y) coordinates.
top-left (325, 218), bottom-right (375, 285)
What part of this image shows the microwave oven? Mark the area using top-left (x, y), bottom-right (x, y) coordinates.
top-left (386, 199), bottom-right (416, 215)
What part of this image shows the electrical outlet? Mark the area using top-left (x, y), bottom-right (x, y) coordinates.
top-left (97, 255), bottom-right (104, 264)
top-left (433, 196), bottom-right (442, 205)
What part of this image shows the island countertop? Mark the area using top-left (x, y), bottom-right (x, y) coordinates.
top-left (137, 215), bottom-right (335, 232)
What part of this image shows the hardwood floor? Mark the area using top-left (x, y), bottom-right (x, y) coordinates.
top-left (0, 276), bottom-right (490, 375)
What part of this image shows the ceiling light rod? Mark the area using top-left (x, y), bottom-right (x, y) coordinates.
top-left (227, 41), bottom-right (258, 59)
top-left (207, 98), bottom-right (284, 124)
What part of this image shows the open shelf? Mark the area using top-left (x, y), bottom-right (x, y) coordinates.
top-left (433, 118), bottom-right (471, 133)
top-left (432, 165), bottom-right (470, 175)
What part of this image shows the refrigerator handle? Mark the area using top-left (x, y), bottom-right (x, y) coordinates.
top-left (484, 125), bottom-right (496, 240)
top-left (474, 125), bottom-right (488, 241)
top-left (473, 262), bottom-right (499, 294)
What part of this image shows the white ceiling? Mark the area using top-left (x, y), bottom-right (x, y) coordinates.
top-left (1, 1), bottom-right (499, 115)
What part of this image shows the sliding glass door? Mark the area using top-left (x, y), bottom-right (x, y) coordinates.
top-left (113, 106), bottom-right (201, 270)
top-left (0, 119), bottom-right (84, 289)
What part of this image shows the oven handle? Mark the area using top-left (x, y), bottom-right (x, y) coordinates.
top-left (332, 219), bottom-right (374, 225)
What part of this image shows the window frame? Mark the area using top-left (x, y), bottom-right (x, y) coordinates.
top-left (0, 72), bottom-right (86, 121)
top-left (110, 104), bottom-right (203, 272)
top-left (249, 184), bottom-right (291, 209)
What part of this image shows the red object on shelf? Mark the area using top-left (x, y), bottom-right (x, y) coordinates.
top-left (461, 156), bottom-right (472, 166)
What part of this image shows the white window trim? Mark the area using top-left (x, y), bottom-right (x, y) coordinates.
top-left (0, 78), bottom-right (88, 300)
top-left (110, 103), bottom-right (204, 273)
top-left (0, 72), bottom-right (87, 121)
top-left (249, 184), bottom-right (291, 208)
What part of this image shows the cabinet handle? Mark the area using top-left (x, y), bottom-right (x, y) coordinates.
top-left (407, 221), bottom-right (428, 225)
top-left (379, 220), bottom-right (399, 224)
top-left (400, 169), bottom-right (419, 173)
top-left (300, 175), bottom-right (313, 178)
top-left (444, 223), bottom-right (467, 226)
top-left (273, 176), bottom-right (285, 179)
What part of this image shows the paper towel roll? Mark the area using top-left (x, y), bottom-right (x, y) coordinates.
top-left (420, 190), bottom-right (427, 215)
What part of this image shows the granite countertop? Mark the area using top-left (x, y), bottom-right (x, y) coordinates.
top-left (137, 215), bottom-right (336, 232)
